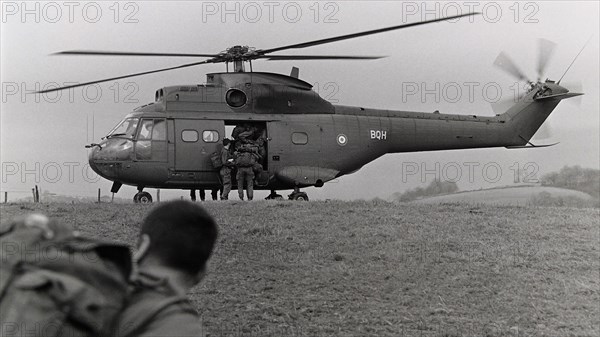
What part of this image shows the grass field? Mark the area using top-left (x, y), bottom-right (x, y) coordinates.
top-left (412, 186), bottom-right (596, 207)
top-left (1, 201), bottom-right (598, 336)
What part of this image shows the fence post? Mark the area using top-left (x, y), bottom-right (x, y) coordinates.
top-left (97, 188), bottom-right (101, 203)
top-left (4, 191), bottom-right (7, 203)
top-left (35, 185), bottom-right (40, 203)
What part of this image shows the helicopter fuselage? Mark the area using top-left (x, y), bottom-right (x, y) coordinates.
top-left (88, 71), bottom-right (568, 195)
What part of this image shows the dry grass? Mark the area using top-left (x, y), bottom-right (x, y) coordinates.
top-left (1, 201), bottom-right (598, 336)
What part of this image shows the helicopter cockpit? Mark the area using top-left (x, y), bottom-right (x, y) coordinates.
top-left (89, 114), bottom-right (171, 185)
top-left (93, 116), bottom-right (168, 162)
top-left (88, 117), bottom-right (139, 163)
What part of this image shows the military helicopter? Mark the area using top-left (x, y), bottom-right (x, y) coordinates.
top-left (40, 12), bottom-right (584, 202)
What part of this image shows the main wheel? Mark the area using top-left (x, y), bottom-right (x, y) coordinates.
top-left (290, 192), bottom-right (309, 201)
top-left (134, 191), bottom-right (153, 203)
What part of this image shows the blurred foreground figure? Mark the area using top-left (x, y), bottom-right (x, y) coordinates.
top-left (0, 214), bottom-right (132, 337)
top-left (116, 200), bottom-right (218, 337)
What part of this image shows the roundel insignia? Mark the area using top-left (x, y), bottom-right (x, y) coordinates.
top-left (336, 134), bottom-right (348, 146)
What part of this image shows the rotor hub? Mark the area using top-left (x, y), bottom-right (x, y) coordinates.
top-left (219, 45), bottom-right (258, 62)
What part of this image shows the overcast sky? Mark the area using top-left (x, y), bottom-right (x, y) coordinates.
top-left (1, 1), bottom-right (598, 201)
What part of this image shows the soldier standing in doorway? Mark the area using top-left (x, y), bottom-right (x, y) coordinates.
top-left (234, 144), bottom-right (257, 201)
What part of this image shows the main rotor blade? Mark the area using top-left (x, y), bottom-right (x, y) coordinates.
top-left (537, 39), bottom-right (556, 81)
top-left (261, 55), bottom-right (385, 61)
top-left (257, 12), bottom-right (479, 55)
top-left (54, 50), bottom-right (220, 58)
top-left (494, 52), bottom-right (529, 82)
top-left (36, 60), bottom-right (212, 94)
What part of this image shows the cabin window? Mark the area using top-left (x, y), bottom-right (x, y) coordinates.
top-left (292, 132), bottom-right (308, 145)
top-left (181, 130), bottom-right (199, 142)
top-left (202, 130), bottom-right (219, 143)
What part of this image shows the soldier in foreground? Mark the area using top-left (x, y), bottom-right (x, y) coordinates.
top-left (0, 214), bottom-right (132, 337)
top-left (116, 200), bottom-right (218, 336)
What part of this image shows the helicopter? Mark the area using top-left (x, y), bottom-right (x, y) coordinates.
top-left (39, 12), bottom-right (584, 203)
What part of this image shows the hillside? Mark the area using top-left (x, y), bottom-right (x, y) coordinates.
top-left (1, 201), bottom-right (598, 336)
top-left (411, 186), bottom-right (596, 207)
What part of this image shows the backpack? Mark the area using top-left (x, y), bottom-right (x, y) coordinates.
top-left (0, 215), bottom-right (132, 337)
top-left (237, 143), bottom-right (258, 154)
top-left (210, 151), bottom-right (223, 169)
top-left (235, 151), bottom-right (256, 167)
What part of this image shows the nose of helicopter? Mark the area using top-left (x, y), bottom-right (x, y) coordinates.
top-left (87, 137), bottom-right (135, 179)
top-left (88, 145), bottom-right (107, 179)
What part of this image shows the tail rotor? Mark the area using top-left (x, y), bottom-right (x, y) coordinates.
top-left (536, 38), bottom-right (557, 82)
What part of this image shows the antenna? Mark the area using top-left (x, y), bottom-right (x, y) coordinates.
top-left (558, 35), bottom-right (592, 84)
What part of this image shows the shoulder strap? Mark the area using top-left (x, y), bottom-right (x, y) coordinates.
top-left (120, 295), bottom-right (196, 337)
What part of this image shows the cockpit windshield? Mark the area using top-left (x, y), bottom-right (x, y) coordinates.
top-left (106, 117), bottom-right (139, 139)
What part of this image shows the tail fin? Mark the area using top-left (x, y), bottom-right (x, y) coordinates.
top-left (500, 82), bottom-right (581, 145)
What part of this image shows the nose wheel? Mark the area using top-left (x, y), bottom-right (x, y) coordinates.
top-left (134, 191), bottom-right (153, 203)
top-left (265, 190), bottom-right (284, 200)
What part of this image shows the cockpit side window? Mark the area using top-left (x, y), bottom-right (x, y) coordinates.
top-left (135, 118), bottom-right (167, 161)
top-left (152, 119), bottom-right (166, 141)
top-left (107, 117), bottom-right (139, 139)
top-left (138, 120), bottom-right (154, 140)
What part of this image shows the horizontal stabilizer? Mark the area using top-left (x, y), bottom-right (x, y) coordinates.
top-left (535, 92), bottom-right (583, 101)
top-left (506, 142), bottom-right (559, 149)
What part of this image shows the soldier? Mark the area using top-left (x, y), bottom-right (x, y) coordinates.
top-left (231, 124), bottom-right (245, 140)
top-left (211, 188), bottom-right (220, 201)
top-left (0, 214), bottom-right (132, 337)
top-left (116, 200), bottom-right (218, 336)
top-left (199, 188), bottom-right (220, 201)
top-left (234, 146), bottom-right (257, 201)
top-left (220, 138), bottom-right (234, 200)
top-left (236, 123), bottom-right (255, 144)
top-left (255, 128), bottom-right (267, 167)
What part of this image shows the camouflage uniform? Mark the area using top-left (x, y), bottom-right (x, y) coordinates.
top-left (234, 147), bottom-right (257, 200)
top-left (236, 167), bottom-right (254, 200)
top-left (115, 271), bottom-right (202, 337)
top-left (231, 125), bottom-right (245, 140)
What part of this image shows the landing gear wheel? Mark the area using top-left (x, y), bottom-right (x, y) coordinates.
top-left (288, 192), bottom-right (309, 201)
top-left (134, 191), bottom-right (153, 203)
top-left (265, 193), bottom-right (284, 200)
